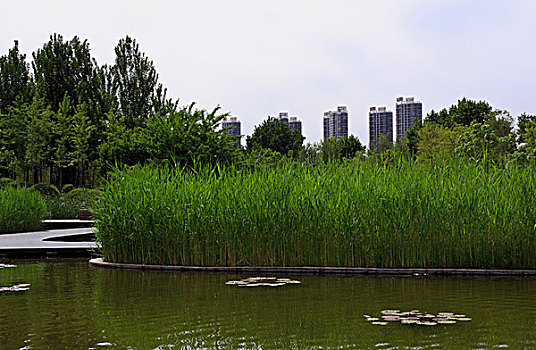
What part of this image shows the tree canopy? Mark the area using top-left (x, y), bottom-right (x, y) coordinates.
top-left (246, 117), bottom-right (305, 156)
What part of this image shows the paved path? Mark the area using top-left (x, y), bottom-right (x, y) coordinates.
top-left (0, 228), bottom-right (98, 256)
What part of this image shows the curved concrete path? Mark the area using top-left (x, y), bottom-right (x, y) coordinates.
top-left (0, 228), bottom-right (98, 257)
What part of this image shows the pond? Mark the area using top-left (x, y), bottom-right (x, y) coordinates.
top-left (0, 260), bottom-right (535, 349)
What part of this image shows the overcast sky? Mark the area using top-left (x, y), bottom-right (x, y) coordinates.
top-left (2, 0), bottom-right (535, 145)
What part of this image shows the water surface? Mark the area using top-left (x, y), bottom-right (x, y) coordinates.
top-left (0, 260), bottom-right (535, 349)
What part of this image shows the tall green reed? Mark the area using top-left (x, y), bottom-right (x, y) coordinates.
top-left (94, 160), bottom-right (536, 269)
top-left (0, 187), bottom-right (46, 233)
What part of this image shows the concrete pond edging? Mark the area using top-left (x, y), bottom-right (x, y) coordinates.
top-left (89, 258), bottom-right (536, 277)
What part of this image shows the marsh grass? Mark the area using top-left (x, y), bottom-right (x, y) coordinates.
top-left (0, 187), bottom-right (46, 233)
top-left (94, 160), bottom-right (536, 268)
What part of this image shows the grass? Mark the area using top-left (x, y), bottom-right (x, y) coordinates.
top-left (93, 159), bottom-right (536, 269)
top-left (0, 186), bottom-right (46, 233)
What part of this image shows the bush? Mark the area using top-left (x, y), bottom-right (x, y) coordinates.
top-left (44, 188), bottom-right (101, 219)
top-left (30, 182), bottom-right (60, 197)
top-left (0, 187), bottom-right (46, 233)
top-left (0, 178), bottom-right (17, 189)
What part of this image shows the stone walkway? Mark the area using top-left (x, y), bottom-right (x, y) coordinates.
top-left (0, 227), bottom-right (98, 257)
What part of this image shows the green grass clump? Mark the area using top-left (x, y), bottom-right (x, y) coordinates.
top-left (94, 160), bottom-right (536, 269)
top-left (43, 188), bottom-right (100, 219)
top-left (0, 187), bottom-right (46, 233)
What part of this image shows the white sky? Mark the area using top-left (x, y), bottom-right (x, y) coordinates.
top-left (2, 0), bottom-right (535, 145)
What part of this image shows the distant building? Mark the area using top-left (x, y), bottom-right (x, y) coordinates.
top-left (288, 116), bottom-right (302, 134)
top-left (278, 112), bottom-right (302, 134)
top-left (396, 97), bottom-right (422, 140)
top-left (222, 116), bottom-right (241, 146)
top-left (323, 106), bottom-right (348, 140)
top-left (278, 112), bottom-right (289, 125)
top-left (369, 106), bottom-right (393, 147)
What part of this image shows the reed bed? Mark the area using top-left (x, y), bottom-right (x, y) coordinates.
top-left (94, 160), bottom-right (536, 269)
top-left (0, 187), bottom-right (46, 233)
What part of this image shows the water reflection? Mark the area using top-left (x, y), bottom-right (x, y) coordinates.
top-left (0, 261), bottom-right (535, 349)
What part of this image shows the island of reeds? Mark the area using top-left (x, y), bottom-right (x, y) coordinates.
top-left (93, 160), bottom-right (536, 269)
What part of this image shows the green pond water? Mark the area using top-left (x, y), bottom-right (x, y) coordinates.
top-left (0, 260), bottom-right (535, 349)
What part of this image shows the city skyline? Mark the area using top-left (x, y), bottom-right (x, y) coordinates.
top-left (1, 1), bottom-right (535, 145)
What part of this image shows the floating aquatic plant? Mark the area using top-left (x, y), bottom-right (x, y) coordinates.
top-left (364, 310), bottom-right (471, 326)
top-left (0, 283), bottom-right (31, 292)
top-left (225, 277), bottom-right (301, 287)
top-left (0, 264), bottom-right (16, 269)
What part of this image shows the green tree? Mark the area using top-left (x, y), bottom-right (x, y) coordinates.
top-left (368, 133), bottom-right (394, 154)
top-left (71, 103), bottom-right (95, 187)
top-left (0, 40), bottom-right (31, 112)
top-left (52, 95), bottom-right (73, 188)
top-left (426, 98), bottom-right (493, 128)
top-left (32, 34), bottom-right (104, 112)
top-left (517, 113), bottom-right (536, 143)
top-left (456, 122), bottom-right (516, 162)
top-left (111, 36), bottom-right (168, 129)
top-left (24, 98), bottom-right (53, 184)
top-left (417, 123), bottom-right (467, 162)
top-left (246, 117), bottom-right (305, 156)
top-left (318, 135), bottom-right (365, 162)
top-left (141, 103), bottom-right (237, 166)
top-left (98, 113), bottom-right (148, 167)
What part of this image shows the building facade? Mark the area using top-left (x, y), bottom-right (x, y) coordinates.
top-left (278, 112), bottom-right (302, 134)
top-left (396, 97), bottom-right (422, 140)
top-left (222, 116), bottom-right (241, 146)
top-left (323, 106), bottom-right (348, 140)
top-left (369, 106), bottom-right (393, 148)
top-left (288, 116), bottom-right (302, 134)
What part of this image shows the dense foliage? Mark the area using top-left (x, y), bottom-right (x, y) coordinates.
top-left (94, 160), bottom-right (536, 269)
top-left (246, 117), bottom-right (305, 156)
top-left (0, 186), bottom-right (45, 233)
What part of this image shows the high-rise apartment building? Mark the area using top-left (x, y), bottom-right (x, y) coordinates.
top-left (323, 106), bottom-right (348, 140)
top-left (278, 112), bottom-right (302, 134)
top-left (222, 116), bottom-right (241, 146)
top-left (396, 97), bottom-right (422, 140)
top-left (369, 106), bottom-right (393, 147)
top-left (278, 112), bottom-right (289, 125)
top-left (288, 116), bottom-right (302, 134)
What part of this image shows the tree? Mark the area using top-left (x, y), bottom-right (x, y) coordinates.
top-left (111, 36), bottom-right (168, 129)
top-left (318, 135), bottom-right (365, 162)
top-left (456, 122), bottom-right (516, 162)
top-left (32, 34), bottom-right (103, 112)
top-left (0, 40), bottom-right (31, 113)
top-left (24, 98), bottom-right (53, 184)
top-left (517, 113), bottom-right (536, 143)
top-left (71, 103), bottom-right (95, 187)
top-left (368, 133), bottom-right (394, 154)
top-left (246, 117), bottom-right (305, 156)
top-left (425, 98), bottom-right (493, 128)
top-left (417, 123), bottom-right (467, 162)
top-left (52, 95), bottom-right (73, 188)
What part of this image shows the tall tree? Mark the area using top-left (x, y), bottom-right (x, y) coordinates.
top-left (111, 36), bottom-right (168, 129)
top-left (246, 117), bottom-right (305, 156)
top-left (425, 98), bottom-right (493, 128)
top-left (0, 40), bottom-right (31, 112)
top-left (32, 34), bottom-right (99, 111)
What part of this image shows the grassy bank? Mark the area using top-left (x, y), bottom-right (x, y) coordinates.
top-left (0, 187), bottom-right (46, 233)
top-left (94, 160), bottom-right (536, 269)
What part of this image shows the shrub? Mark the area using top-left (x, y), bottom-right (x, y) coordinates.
top-left (43, 188), bottom-right (101, 219)
top-left (30, 183), bottom-right (60, 197)
top-left (0, 187), bottom-right (46, 233)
